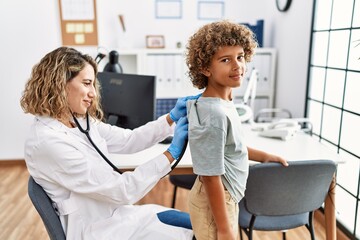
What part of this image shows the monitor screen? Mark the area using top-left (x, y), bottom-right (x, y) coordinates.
top-left (97, 72), bottom-right (156, 129)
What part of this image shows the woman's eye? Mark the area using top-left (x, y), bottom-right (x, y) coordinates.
top-left (222, 58), bottom-right (230, 63)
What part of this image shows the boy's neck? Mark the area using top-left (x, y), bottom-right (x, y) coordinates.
top-left (202, 88), bottom-right (233, 101)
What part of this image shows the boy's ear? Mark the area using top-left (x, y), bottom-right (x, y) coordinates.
top-left (201, 68), bottom-right (211, 77)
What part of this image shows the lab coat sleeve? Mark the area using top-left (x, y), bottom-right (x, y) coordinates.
top-left (96, 114), bottom-right (174, 154)
top-left (32, 136), bottom-right (171, 205)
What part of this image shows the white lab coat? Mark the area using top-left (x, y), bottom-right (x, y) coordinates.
top-left (24, 115), bottom-right (193, 240)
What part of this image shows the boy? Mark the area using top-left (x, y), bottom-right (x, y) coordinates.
top-left (185, 20), bottom-right (288, 240)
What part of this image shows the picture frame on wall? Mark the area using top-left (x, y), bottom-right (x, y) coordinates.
top-left (146, 35), bottom-right (165, 48)
top-left (155, 0), bottom-right (182, 19)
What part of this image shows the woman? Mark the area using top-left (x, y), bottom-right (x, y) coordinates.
top-left (20, 47), bottom-right (196, 239)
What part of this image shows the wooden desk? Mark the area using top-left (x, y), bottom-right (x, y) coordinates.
top-left (111, 124), bottom-right (343, 240)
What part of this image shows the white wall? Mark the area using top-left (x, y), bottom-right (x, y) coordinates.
top-left (273, 0), bottom-right (314, 119)
top-left (0, 0), bottom-right (313, 159)
top-left (238, 0), bottom-right (314, 118)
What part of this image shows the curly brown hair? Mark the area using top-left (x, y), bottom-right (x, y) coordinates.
top-left (185, 20), bottom-right (258, 89)
top-left (20, 47), bottom-right (103, 122)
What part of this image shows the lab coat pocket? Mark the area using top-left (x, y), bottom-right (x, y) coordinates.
top-left (54, 194), bottom-right (86, 239)
top-left (54, 195), bottom-right (78, 216)
top-left (66, 211), bottom-right (87, 240)
top-left (86, 215), bottom-right (116, 239)
top-left (86, 207), bottom-right (134, 240)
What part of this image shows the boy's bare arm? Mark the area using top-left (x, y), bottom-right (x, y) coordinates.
top-left (247, 147), bottom-right (288, 166)
top-left (202, 175), bottom-right (236, 239)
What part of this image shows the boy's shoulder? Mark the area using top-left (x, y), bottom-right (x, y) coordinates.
top-left (187, 97), bottom-right (229, 127)
top-left (187, 97), bottom-right (224, 113)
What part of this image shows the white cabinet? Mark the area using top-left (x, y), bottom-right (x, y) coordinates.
top-left (115, 48), bottom-right (276, 114)
top-left (115, 48), bottom-right (200, 99)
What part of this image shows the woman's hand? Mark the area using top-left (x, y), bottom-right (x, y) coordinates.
top-left (169, 93), bottom-right (202, 123)
top-left (165, 117), bottom-right (188, 161)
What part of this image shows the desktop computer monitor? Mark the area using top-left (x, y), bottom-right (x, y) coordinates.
top-left (97, 72), bottom-right (156, 129)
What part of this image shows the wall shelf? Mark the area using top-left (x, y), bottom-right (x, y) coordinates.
top-left (114, 48), bottom-right (276, 114)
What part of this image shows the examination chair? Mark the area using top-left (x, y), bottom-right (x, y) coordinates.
top-left (28, 176), bottom-right (66, 240)
top-left (239, 160), bottom-right (336, 240)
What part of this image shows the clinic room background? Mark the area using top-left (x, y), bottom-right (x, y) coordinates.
top-left (0, 0), bottom-right (312, 160)
top-left (2, 0), bottom-right (360, 238)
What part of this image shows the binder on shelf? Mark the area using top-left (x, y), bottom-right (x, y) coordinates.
top-left (114, 48), bottom-right (275, 102)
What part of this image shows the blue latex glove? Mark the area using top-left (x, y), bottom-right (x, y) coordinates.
top-left (167, 117), bottom-right (188, 160)
top-left (169, 93), bottom-right (202, 123)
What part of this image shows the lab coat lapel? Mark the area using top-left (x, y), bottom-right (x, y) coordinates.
top-left (36, 116), bottom-right (91, 148)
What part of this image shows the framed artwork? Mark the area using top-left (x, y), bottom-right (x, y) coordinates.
top-left (146, 35), bottom-right (165, 48)
top-left (155, 0), bottom-right (182, 19)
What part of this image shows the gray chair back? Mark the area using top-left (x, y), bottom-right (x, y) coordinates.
top-left (28, 176), bottom-right (66, 240)
top-left (244, 160), bottom-right (336, 216)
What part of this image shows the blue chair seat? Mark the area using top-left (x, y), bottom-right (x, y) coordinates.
top-left (157, 210), bottom-right (192, 229)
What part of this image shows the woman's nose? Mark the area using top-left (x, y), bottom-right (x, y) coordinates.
top-left (89, 86), bottom-right (96, 98)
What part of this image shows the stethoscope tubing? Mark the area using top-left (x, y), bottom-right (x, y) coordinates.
top-left (72, 113), bottom-right (186, 177)
top-left (170, 140), bottom-right (187, 170)
top-left (72, 113), bottom-right (123, 174)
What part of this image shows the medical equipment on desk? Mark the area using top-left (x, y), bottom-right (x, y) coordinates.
top-left (72, 113), bottom-right (187, 176)
top-left (234, 68), bottom-right (258, 123)
top-left (251, 117), bottom-right (313, 140)
top-left (255, 119), bottom-right (301, 140)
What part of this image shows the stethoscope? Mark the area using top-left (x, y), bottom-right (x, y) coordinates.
top-left (72, 112), bottom-right (187, 175)
top-left (72, 112), bottom-right (123, 174)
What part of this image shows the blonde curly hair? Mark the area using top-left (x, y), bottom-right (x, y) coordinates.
top-left (20, 47), bottom-right (103, 121)
top-left (186, 20), bottom-right (258, 89)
